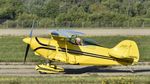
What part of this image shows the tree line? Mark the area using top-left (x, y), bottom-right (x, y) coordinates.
top-left (0, 0), bottom-right (150, 28)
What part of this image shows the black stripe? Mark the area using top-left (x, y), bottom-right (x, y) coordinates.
top-left (61, 48), bottom-right (113, 60)
top-left (34, 47), bottom-right (114, 60)
top-left (34, 37), bottom-right (114, 60)
top-left (35, 37), bottom-right (49, 46)
top-left (34, 47), bottom-right (56, 51)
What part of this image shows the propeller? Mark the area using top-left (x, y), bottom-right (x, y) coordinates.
top-left (24, 21), bottom-right (35, 64)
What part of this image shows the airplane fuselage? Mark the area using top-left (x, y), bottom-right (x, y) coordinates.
top-left (23, 37), bottom-right (138, 66)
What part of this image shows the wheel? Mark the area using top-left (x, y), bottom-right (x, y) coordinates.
top-left (39, 71), bottom-right (47, 74)
top-left (54, 65), bottom-right (57, 69)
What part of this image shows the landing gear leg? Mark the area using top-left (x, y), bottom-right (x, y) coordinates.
top-left (35, 60), bottom-right (64, 74)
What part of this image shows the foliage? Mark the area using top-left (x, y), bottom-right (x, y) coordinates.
top-left (38, 18), bottom-right (55, 28)
top-left (16, 13), bottom-right (39, 27)
top-left (0, 0), bottom-right (22, 19)
top-left (0, 0), bottom-right (150, 28)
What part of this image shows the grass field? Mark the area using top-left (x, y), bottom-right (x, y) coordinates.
top-left (0, 36), bottom-right (44, 62)
top-left (0, 36), bottom-right (150, 62)
top-left (0, 75), bottom-right (149, 84)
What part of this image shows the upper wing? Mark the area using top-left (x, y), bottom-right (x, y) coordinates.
top-left (50, 30), bottom-right (85, 38)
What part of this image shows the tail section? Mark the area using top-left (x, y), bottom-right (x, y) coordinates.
top-left (109, 40), bottom-right (139, 64)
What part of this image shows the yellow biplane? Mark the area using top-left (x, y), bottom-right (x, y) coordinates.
top-left (23, 29), bottom-right (139, 74)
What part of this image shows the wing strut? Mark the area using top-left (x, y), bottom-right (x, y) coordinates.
top-left (65, 39), bottom-right (69, 62)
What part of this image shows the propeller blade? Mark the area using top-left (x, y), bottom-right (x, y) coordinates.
top-left (29, 20), bottom-right (35, 37)
top-left (29, 29), bottom-right (33, 37)
top-left (24, 44), bottom-right (30, 64)
top-left (24, 20), bottom-right (35, 64)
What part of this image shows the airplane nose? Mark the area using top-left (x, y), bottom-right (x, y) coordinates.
top-left (23, 37), bottom-right (31, 44)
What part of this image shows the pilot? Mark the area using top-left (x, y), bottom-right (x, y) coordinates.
top-left (75, 37), bottom-right (82, 45)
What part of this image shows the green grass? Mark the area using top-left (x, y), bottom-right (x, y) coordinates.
top-left (0, 36), bottom-right (44, 62)
top-left (0, 76), bottom-right (149, 84)
top-left (0, 36), bottom-right (150, 62)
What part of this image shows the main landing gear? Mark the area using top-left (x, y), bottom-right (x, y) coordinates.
top-left (35, 61), bottom-right (64, 74)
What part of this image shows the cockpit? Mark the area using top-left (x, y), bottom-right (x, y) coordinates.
top-left (50, 30), bottom-right (100, 46)
top-left (69, 35), bottom-right (99, 46)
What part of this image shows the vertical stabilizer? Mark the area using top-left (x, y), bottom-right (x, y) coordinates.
top-left (109, 40), bottom-right (139, 64)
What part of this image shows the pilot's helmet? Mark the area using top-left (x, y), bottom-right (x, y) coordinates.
top-left (75, 37), bottom-right (81, 45)
top-left (75, 37), bottom-right (81, 41)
